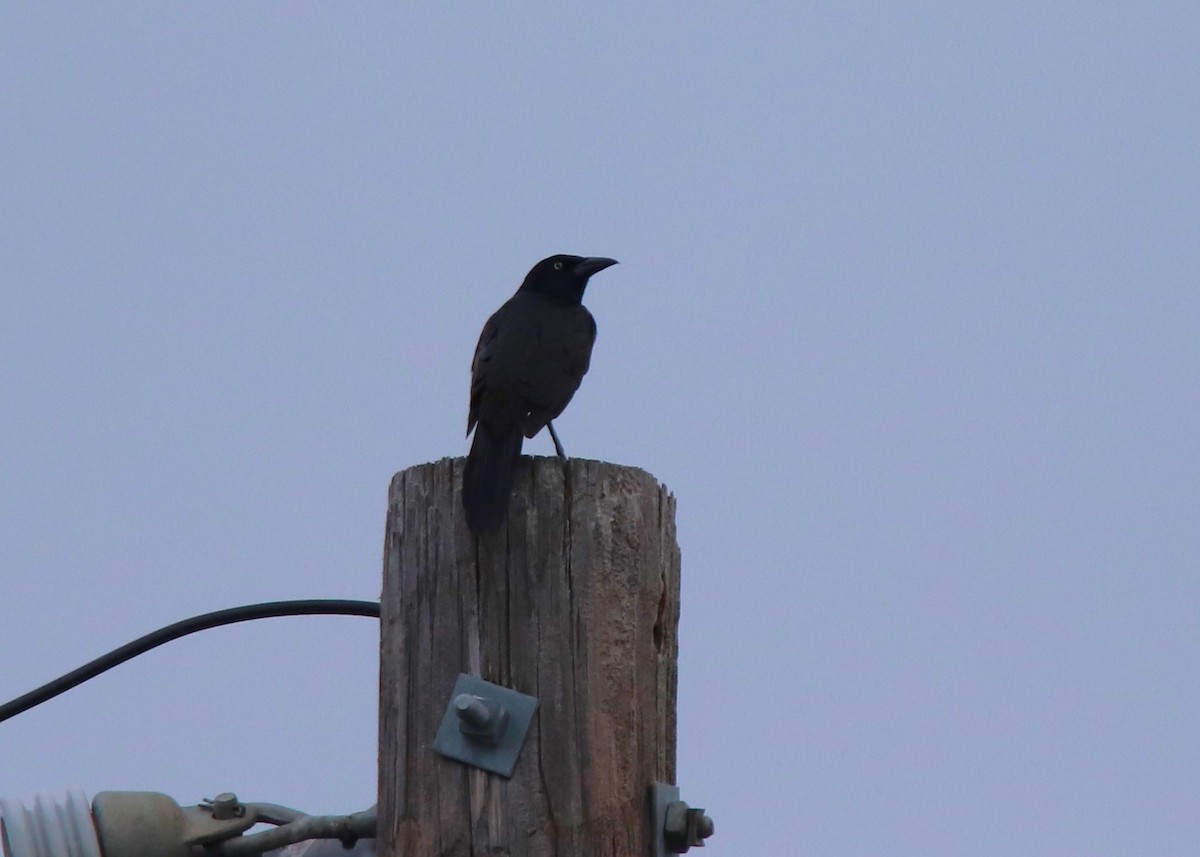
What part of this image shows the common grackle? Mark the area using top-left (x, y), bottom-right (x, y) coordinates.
top-left (462, 254), bottom-right (618, 534)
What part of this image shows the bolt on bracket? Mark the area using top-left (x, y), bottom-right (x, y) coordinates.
top-left (650, 782), bottom-right (714, 855)
top-left (432, 674), bottom-right (538, 778)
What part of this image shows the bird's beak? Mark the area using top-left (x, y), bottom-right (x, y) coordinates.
top-left (574, 257), bottom-right (619, 278)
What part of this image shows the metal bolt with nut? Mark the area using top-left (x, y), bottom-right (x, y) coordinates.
top-left (651, 783), bottom-right (715, 855)
top-left (432, 674), bottom-right (539, 778)
top-left (663, 800), bottom-right (714, 852)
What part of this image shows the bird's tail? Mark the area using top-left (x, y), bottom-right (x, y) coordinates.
top-left (462, 423), bottom-right (524, 534)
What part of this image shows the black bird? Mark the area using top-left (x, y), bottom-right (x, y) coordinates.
top-left (463, 254), bottom-right (618, 534)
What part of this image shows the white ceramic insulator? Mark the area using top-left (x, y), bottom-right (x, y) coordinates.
top-left (0, 792), bottom-right (102, 857)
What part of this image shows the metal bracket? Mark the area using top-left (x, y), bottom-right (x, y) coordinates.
top-left (86, 792), bottom-right (376, 857)
top-left (650, 782), bottom-right (714, 855)
top-left (90, 791), bottom-right (259, 857)
top-left (432, 674), bottom-right (538, 778)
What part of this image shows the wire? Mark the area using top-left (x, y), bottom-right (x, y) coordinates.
top-left (0, 599), bottom-right (380, 724)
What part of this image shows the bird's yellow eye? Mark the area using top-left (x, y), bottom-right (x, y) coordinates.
top-left (553, 261), bottom-right (564, 271)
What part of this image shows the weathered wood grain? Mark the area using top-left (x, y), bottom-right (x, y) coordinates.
top-left (379, 456), bottom-right (680, 857)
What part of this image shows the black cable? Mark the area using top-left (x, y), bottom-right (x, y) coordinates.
top-left (0, 599), bottom-right (380, 724)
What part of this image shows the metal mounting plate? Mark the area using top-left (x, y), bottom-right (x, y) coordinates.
top-left (651, 783), bottom-right (681, 857)
top-left (432, 674), bottom-right (538, 778)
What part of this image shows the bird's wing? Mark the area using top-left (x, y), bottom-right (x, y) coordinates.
top-left (518, 304), bottom-right (597, 434)
top-left (467, 310), bottom-right (503, 435)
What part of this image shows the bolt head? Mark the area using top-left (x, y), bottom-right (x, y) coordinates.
top-left (209, 793), bottom-right (243, 820)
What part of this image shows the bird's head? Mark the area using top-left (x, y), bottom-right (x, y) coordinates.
top-left (520, 254), bottom-right (618, 304)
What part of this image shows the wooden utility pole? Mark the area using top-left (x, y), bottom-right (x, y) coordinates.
top-left (378, 456), bottom-right (681, 856)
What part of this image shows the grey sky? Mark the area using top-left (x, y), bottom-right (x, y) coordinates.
top-left (2, 4), bottom-right (1197, 854)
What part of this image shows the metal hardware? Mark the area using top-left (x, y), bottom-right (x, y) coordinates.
top-left (0, 791), bottom-right (376, 857)
top-left (203, 792), bottom-right (244, 820)
top-left (454, 692), bottom-right (510, 744)
top-left (432, 674), bottom-right (538, 778)
top-left (91, 791), bottom-right (257, 857)
top-left (651, 782), bottom-right (714, 855)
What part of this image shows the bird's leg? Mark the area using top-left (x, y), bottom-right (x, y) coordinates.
top-left (547, 420), bottom-right (567, 460)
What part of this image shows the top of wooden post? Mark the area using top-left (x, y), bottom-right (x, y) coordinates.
top-left (379, 456), bottom-right (681, 857)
